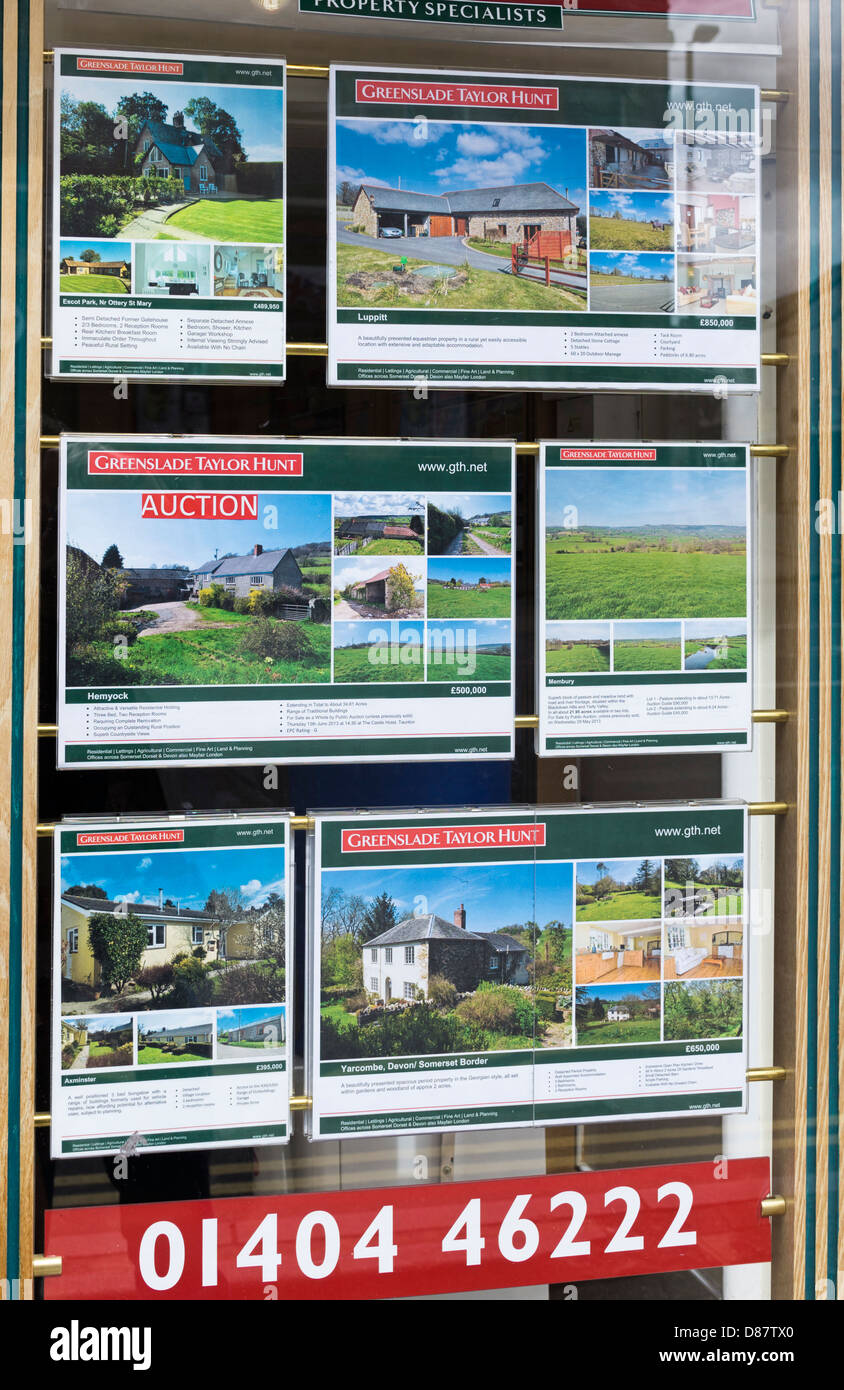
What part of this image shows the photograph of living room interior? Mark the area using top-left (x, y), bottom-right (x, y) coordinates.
top-left (663, 923), bottom-right (744, 980)
top-left (574, 924), bottom-right (662, 984)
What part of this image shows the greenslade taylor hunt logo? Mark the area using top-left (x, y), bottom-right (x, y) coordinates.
top-left (340, 822), bottom-right (546, 852)
top-left (87, 450), bottom-right (305, 520)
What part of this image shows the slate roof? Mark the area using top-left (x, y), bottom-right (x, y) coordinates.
top-left (353, 569), bottom-right (391, 586)
top-left (483, 932), bottom-right (529, 954)
top-left (210, 548), bottom-right (300, 578)
top-left (62, 894), bottom-right (212, 921)
top-left (359, 180), bottom-right (579, 217)
top-left (590, 128), bottom-right (650, 154)
top-left (194, 557), bottom-right (223, 574)
top-left (144, 118), bottom-right (224, 162)
top-left (367, 915), bottom-right (528, 952)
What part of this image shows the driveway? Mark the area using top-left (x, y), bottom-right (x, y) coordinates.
top-left (338, 227), bottom-right (509, 275)
top-left (467, 530), bottom-right (509, 558)
top-left (128, 601), bottom-right (201, 636)
top-left (589, 282), bottom-right (675, 313)
top-left (119, 199), bottom-right (205, 240)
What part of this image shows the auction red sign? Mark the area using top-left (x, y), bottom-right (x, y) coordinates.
top-left (45, 1159), bottom-right (770, 1300)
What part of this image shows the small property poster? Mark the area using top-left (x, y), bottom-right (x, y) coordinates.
top-left (537, 441), bottom-right (753, 755)
top-left (307, 804), bottom-right (748, 1139)
top-left (52, 814), bottom-right (291, 1157)
top-left (328, 65), bottom-right (760, 390)
top-left (51, 50), bottom-right (285, 382)
top-left (57, 435), bottom-right (515, 767)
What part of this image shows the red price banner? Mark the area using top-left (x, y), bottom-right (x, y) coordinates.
top-left (45, 1159), bottom-right (770, 1301)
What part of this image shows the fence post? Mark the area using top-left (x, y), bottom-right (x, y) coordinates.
top-left (545, 256), bottom-right (550, 287)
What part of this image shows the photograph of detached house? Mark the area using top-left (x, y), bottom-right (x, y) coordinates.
top-left (59, 73), bottom-right (284, 243)
top-left (589, 128), bottom-right (673, 190)
top-left (427, 558), bottom-right (512, 618)
top-left (216, 1005), bottom-right (286, 1057)
top-left (60, 1014), bottom-right (134, 1072)
top-left (64, 490), bottom-right (331, 688)
top-left (59, 239), bottom-right (132, 294)
top-left (426, 493), bottom-right (512, 557)
top-left (320, 859), bottom-right (574, 1058)
top-left (336, 118), bottom-right (587, 309)
top-left (59, 842), bottom-right (286, 1017)
top-left (333, 492), bottom-right (425, 556)
top-left (575, 983), bottom-right (662, 1045)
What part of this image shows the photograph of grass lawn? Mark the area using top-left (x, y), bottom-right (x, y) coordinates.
top-left (336, 245), bottom-right (583, 311)
top-left (612, 621), bottom-right (682, 672)
top-left (546, 622), bottom-right (611, 672)
top-left (333, 621), bottom-right (424, 683)
top-left (427, 558), bottom-right (511, 618)
top-left (427, 620), bottom-right (511, 682)
top-left (426, 494), bottom-right (512, 557)
top-left (684, 618), bottom-right (747, 671)
top-left (575, 983), bottom-right (661, 1045)
top-left (64, 490), bottom-right (331, 688)
top-left (545, 467), bottom-right (747, 620)
top-left (588, 191), bottom-right (674, 251)
top-left (663, 854), bottom-right (744, 919)
top-left (663, 979), bottom-right (742, 1040)
top-left (576, 858), bottom-right (661, 922)
top-left (333, 492), bottom-right (425, 556)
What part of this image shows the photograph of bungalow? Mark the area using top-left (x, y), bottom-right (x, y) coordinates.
top-left (60, 1014), bottom-right (134, 1072)
top-left (676, 191), bottom-right (756, 254)
top-left (216, 1005), bottom-right (286, 1057)
top-left (137, 1011), bottom-right (214, 1065)
top-left (59, 239), bottom-right (132, 294)
top-left (213, 244), bottom-right (284, 299)
top-left (575, 983), bottom-right (662, 1045)
top-left (676, 255), bottom-right (757, 316)
top-left (59, 841), bottom-right (286, 1014)
top-left (574, 924), bottom-right (661, 983)
top-left (589, 128), bottom-right (673, 189)
top-left (663, 922), bottom-right (744, 980)
top-left (333, 557), bottom-right (425, 619)
top-left (674, 132), bottom-right (757, 195)
top-left (336, 119), bottom-right (588, 309)
top-left (333, 492), bottom-right (425, 556)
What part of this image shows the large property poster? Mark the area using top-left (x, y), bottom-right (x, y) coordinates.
top-left (537, 442), bottom-right (753, 755)
top-left (52, 50), bottom-right (285, 382)
top-left (328, 65), bottom-right (760, 391)
top-left (52, 814), bottom-right (291, 1156)
top-left (57, 435), bottom-right (515, 767)
top-left (307, 804), bottom-right (748, 1139)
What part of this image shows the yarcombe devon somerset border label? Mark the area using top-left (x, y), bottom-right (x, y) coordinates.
top-left (299, 2), bottom-right (755, 36)
top-left (51, 50), bottom-right (286, 383)
top-left (57, 435), bottom-right (516, 768)
top-left (328, 65), bottom-right (760, 391)
top-left (51, 814), bottom-right (292, 1157)
top-left (307, 803), bottom-right (748, 1140)
top-left (537, 442), bottom-right (753, 756)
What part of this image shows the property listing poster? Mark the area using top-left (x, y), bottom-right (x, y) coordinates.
top-left (51, 814), bottom-right (292, 1157)
top-left (328, 65), bottom-right (760, 390)
top-left (57, 434), bottom-right (515, 767)
top-left (307, 803), bottom-right (748, 1140)
top-left (51, 50), bottom-right (285, 382)
top-left (537, 442), bottom-right (753, 756)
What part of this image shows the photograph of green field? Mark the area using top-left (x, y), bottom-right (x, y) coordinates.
top-left (663, 979), bottom-right (742, 1041)
top-left (546, 623), bottom-right (611, 673)
top-left (663, 854), bottom-right (744, 919)
top-left (612, 622), bottom-right (682, 672)
top-left (427, 558), bottom-right (511, 618)
top-left (684, 619), bottom-right (748, 671)
top-left (575, 984), bottom-right (661, 1045)
top-left (427, 620), bottom-right (511, 682)
top-left (333, 621), bottom-right (424, 683)
top-left (576, 857), bottom-right (661, 922)
top-left (544, 466), bottom-right (747, 620)
top-left (588, 190), bottom-right (674, 251)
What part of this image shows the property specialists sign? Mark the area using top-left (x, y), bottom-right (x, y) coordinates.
top-left (537, 442), bottom-right (753, 755)
top-left (57, 434), bottom-right (516, 768)
top-left (300, 1), bottom-right (754, 34)
top-left (328, 64), bottom-right (761, 391)
top-left (51, 50), bottom-right (286, 383)
top-left (51, 814), bottom-right (292, 1157)
top-left (308, 803), bottom-right (749, 1140)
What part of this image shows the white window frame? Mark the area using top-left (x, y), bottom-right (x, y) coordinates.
top-left (403, 982), bottom-right (415, 1000)
top-left (143, 139), bottom-right (150, 152)
top-left (384, 947), bottom-right (392, 963)
top-left (404, 945), bottom-right (414, 964)
top-left (489, 955), bottom-right (499, 969)
top-left (589, 930), bottom-right (612, 952)
top-left (224, 575), bottom-right (236, 587)
top-left (370, 977), bottom-right (379, 993)
top-left (250, 575), bottom-right (264, 586)
top-left (147, 923), bottom-right (166, 949)
top-left (67, 928), bottom-right (78, 953)
top-left (667, 924), bottom-right (690, 951)
top-left (192, 925), bottom-right (203, 945)
top-left (200, 164), bottom-right (208, 181)
top-left (370, 948), bottom-right (377, 963)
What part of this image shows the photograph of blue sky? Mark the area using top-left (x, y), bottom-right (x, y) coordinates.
top-left (427, 619), bottom-right (511, 650)
top-left (577, 859), bottom-right (650, 888)
top-left (336, 118), bottom-right (587, 205)
top-left (60, 238), bottom-right (132, 261)
top-left (589, 251), bottom-right (674, 280)
top-left (427, 492), bottom-right (511, 518)
top-left (62, 76), bottom-right (284, 163)
top-left (333, 620), bottom-right (423, 650)
top-left (334, 492), bottom-right (424, 517)
top-left (589, 190), bottom-right (674, 224)
top-left (684, 618), bottom-right (747, 639)
top-left (322, 859), bottom-right (573, 935)
top-left (66, 491), bottom-right (330, 568)
top-left (546, 468), bottom-right (746, 530)
top-left (60, 844), bottom-right (285, 912)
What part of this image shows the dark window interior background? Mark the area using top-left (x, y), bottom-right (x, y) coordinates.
top-left (35, 71), bottom-right (726, 1300)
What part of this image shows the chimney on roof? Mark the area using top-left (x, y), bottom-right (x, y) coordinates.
top-left (454, 903), bottom-right (466, 930)
top-left (158, 888), bottom-right (163, 909)
top-left (173, 111), bottom-right (185, 129)
top-left (253, 543), bottom-right (263, 557)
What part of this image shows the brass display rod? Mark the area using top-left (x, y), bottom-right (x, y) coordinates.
top-left (36, 339), bottom-right (794, 368)
top-left (38, 437), bottom-right (792, 455)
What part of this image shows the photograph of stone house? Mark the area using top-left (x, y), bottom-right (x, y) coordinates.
top-left (364, 904), bottom-right (530, 1002)
top-left (135, 110), bottom-right (231, 195)
top-left (334, 557), bottom-right (425, 619)
top-left (589, 128), bottom-right (672, 189)
top-left (190, 543), bottom-right (304, 599)
top-left (351, 181), bottom-right (580, 247)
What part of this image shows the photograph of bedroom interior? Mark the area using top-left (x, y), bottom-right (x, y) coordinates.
top-left (574, 925), bottom-right (662, 984)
